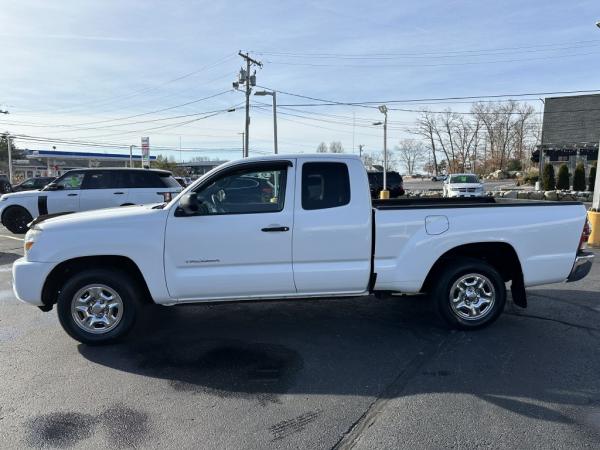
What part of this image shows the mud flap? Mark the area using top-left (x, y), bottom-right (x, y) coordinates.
top-left (510, 272), bottom-right (527, 308)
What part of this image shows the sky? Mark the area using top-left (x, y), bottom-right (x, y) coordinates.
top-left (1, 0), bottom-right (600, 162)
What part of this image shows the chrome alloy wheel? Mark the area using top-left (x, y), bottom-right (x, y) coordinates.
top-left (71, 284), bottom-right (124, 334)
top-left (449, 273), bottom-right (496, 321)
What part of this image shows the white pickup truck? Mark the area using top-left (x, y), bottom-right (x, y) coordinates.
top-left (12, 154), bottom-right (594, 344)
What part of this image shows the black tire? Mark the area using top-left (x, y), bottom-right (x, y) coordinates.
top-left (1, 182), bottom-right (12, 193)
top-left (2, 206), bottom-right (33, 234)
top-left (57, 269), bottom-right (141, 345)
top-left (432, 257), bottom-right (506, 330)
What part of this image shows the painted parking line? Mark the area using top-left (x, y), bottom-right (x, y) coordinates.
top-left (0, 235), bottom-right (23, 242)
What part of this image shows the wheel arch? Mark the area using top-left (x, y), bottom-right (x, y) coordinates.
top-left (41, 255), bottom-right (154, 308)
top-left (420, 241), bottom-right (524, 294)
top-left (1, 204), bottom-right (33, 223)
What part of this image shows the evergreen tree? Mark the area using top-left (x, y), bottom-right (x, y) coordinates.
top-left (589, 163), bottom-right (597, 192)
top-left (556, 164), bottom-right (570, 190)
top-left (542, 163), bottom-right (555, 190)
top-left (573, 163), bottom-right (586, 191)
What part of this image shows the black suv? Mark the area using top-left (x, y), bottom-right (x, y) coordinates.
top-left (367, 171), bottom-right (405, 198)
top-left (11, 176), bottom-right (55, 192)
top-left (0, 175), bottom-right (11, 194)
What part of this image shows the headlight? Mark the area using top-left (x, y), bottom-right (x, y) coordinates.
top-left (24, 228), bottom-right (42, 253)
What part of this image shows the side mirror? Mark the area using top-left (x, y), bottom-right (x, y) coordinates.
top-left (178, 192), bottom-right (200, 215)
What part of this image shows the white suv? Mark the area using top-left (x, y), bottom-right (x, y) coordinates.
top-left (0, 168), bottom-right (181, 234)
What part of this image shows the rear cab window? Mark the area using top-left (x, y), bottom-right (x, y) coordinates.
top-left (302, 162), bottom-right (350, 210)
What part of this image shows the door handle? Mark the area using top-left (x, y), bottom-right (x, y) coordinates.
top-left (113, 192), bottom-right (125, 195)
top-left (261, 226), bottom-right (289, 232)
top-left (67, 193), bottom-right (78, 196)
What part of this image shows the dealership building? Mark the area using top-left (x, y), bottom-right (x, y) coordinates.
top-left (532, 94), bottom-right (599, 176)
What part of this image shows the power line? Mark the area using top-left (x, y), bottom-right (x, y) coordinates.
top-left (253, 38), bottom-right (600, 58)
top-left (29, 53), bottom-right (238, 115)
top-left (264, 49), bottom-right (600, 68)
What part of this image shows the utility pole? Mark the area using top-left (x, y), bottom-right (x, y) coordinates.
top-left (358, 144), bottom-right (364, 159)
top-left (235, 52), bottom-right (262, 157)
top-left (1, 111), bottom-right (11, 183)
top-left (238, 132), bottom-right (245, 158)
top-left (129, 145), bottom-right (134, 168)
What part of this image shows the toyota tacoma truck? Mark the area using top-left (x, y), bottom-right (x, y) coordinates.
top-left (12, 154), bottom-right (594, 344)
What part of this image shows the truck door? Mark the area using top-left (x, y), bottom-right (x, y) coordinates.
top-left (164, 160), bottom-right (296, 300)
top-left (293, 159), bottom-right (372, 294)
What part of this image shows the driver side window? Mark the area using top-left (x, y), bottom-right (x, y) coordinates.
top-left (55, 172), bottom-right (85, 190)
top-left (195, 166), bottom-right (287, 215)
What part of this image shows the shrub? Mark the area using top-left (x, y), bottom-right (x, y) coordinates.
top-left (556, 164), bottom-right (570, 190)
top-left (573, 162), bottom-right (586, 191)
top-left (507, 159), bottom-right (523, 171)
top-left (542, 164), bottom-right (555, 190)
top-left (589, 163), bottom-right (597, 192)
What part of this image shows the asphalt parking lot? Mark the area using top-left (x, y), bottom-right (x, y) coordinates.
top-left (0, 229), bottom-right (599, 449)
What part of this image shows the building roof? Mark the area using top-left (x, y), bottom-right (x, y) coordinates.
top-left (25, 149), bottom-right (157, 161)
top-left (542, 94), bottom-right (600, 146)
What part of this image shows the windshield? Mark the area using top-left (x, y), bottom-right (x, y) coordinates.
top-left (449, 175), bottom-right (479, 184)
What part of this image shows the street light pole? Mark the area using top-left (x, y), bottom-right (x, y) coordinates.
top-left (255, 90), bottom-right (278, 154)
top-left (537, 98), bottom-right (545, 191)
top-left (378, 105), bottom-right (389, 199)
top-left (129, 145), bottom-right (134, 168)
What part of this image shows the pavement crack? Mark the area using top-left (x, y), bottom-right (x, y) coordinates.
top-left (331, 334), bottom-right (455, 450)
top-left (505, 311), bottom-right (600, 333)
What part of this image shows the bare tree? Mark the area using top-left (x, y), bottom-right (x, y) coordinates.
top-left (414, 110), bottom-right (439, 175)
top-left (329, 141), bottom-right (344, 153)
top-left (396, 139), bottom-right (426, 175)
top-left (316, 142), bottom-right (328, 153)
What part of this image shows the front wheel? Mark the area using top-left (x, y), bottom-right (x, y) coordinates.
top-left (433, 258), bottom-right (506, 330)
top-left (2, 206), bottom-right (33, 234)
top-left (57, 269), bottom-right (141, 345)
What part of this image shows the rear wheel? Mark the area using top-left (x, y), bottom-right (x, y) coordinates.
top-left (2, 206), bottom-right (33, 234)
top-left (57, 269), bottom-right (141, 345)
top-left (433, 258), bottom-right (506, 330)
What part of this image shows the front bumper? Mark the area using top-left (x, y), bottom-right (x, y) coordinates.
top-left (446, 191), bottom-right (484, 198)
top-left (12, 257), bottom-right (55, 306)
top-left (566, 251), bottom-right (594, 282)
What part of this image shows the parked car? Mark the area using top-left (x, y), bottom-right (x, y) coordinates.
top-left (12, 154), bottom-right (593, 344)
top-left (0, 168), bottom-right (181, 234)
top-left (431, 174), bottom-right (447, 182)
top-left (367, 171), bottom-right (405, 198)
top-left (174, 177), bottom-right (187, 188)
top-left (443, 173), bottom-right (485, 198)
top-left (11, 176), bottom-right (56, 192)
top-left (0, 174), bottom-right (12, 194)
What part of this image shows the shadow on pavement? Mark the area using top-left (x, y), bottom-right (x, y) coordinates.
top-left (78, 290), bottom-right (600, 425)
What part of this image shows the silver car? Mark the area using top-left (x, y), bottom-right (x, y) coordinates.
top-left (443, 173), bottom-right (485, 198)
